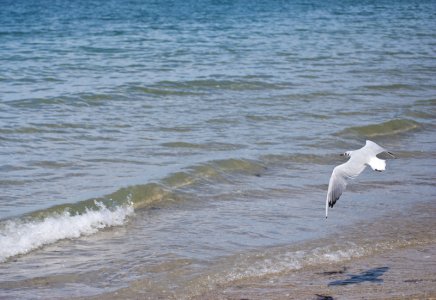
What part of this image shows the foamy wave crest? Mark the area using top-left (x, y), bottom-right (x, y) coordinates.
top-left (0, 202), bottom-right (134, 262)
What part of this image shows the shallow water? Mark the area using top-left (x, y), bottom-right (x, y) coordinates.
top-left (1, 0), bottom-right (435, 298)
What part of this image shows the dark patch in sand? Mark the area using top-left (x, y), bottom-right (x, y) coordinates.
top-left (318, 267), bottom-right (347, 276)
top-left (328, 267), bottom-right (389, 286)
top-left (315, 294), bottom-right (334, 300)
top-left (404, 278), bottom-right (436, 283)
top-left (404, 279), bottom-right (425, 283)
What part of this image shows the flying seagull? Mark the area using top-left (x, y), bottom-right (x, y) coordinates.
top-left (325, 140), bottom-right (395, 218)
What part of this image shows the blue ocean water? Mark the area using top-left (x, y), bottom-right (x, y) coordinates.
top-left (0, 0), bottom-right (435, 298)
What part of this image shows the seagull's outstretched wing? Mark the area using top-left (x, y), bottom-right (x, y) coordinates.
top-left (364, 140), bottom-right (386, 156)
top-left (365, 140), bottom-right (396, 159)
top-left (325, 160), bottom-right (367, 218)
top-left (326, 164), bottom-right (349, 208)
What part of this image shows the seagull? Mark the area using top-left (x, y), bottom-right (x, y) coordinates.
top-left (325, 140), bottom-right (395, 218)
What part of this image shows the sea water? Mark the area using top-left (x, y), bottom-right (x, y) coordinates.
top-left (0, 0), bottom-right (435, 298)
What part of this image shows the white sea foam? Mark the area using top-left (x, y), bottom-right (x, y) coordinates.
top-left (226, 244), bottom-right (367, 282)
top-left (0, 202), bottom-right (134, 262)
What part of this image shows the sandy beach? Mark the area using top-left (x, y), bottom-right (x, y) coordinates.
top-left (195, 243), bottom-right (436, 300)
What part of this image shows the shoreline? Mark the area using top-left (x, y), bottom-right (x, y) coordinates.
top-left (195, 242), bottom-right (436, 300)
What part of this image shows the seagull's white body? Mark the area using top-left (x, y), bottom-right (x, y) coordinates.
top-left (325, 140), bottom-right (394, 218)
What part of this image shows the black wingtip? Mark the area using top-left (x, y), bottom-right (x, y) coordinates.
top-left (388, 151), bottom-right (397, 159)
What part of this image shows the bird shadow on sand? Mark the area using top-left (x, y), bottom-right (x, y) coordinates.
top-left (328, 267), bottom-right (389, 286)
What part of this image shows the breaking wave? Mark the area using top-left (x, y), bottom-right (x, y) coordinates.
top-left (0, 157), bottom-right (266, 262)
top-left (0, 202), bottom-right (133, 262)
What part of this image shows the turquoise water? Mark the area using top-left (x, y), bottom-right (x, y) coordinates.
top-left (1, 1), bottom-right (435, 298)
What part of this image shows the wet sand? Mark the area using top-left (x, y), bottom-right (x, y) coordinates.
top-left (195, 243), bottom-right (436, 300)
